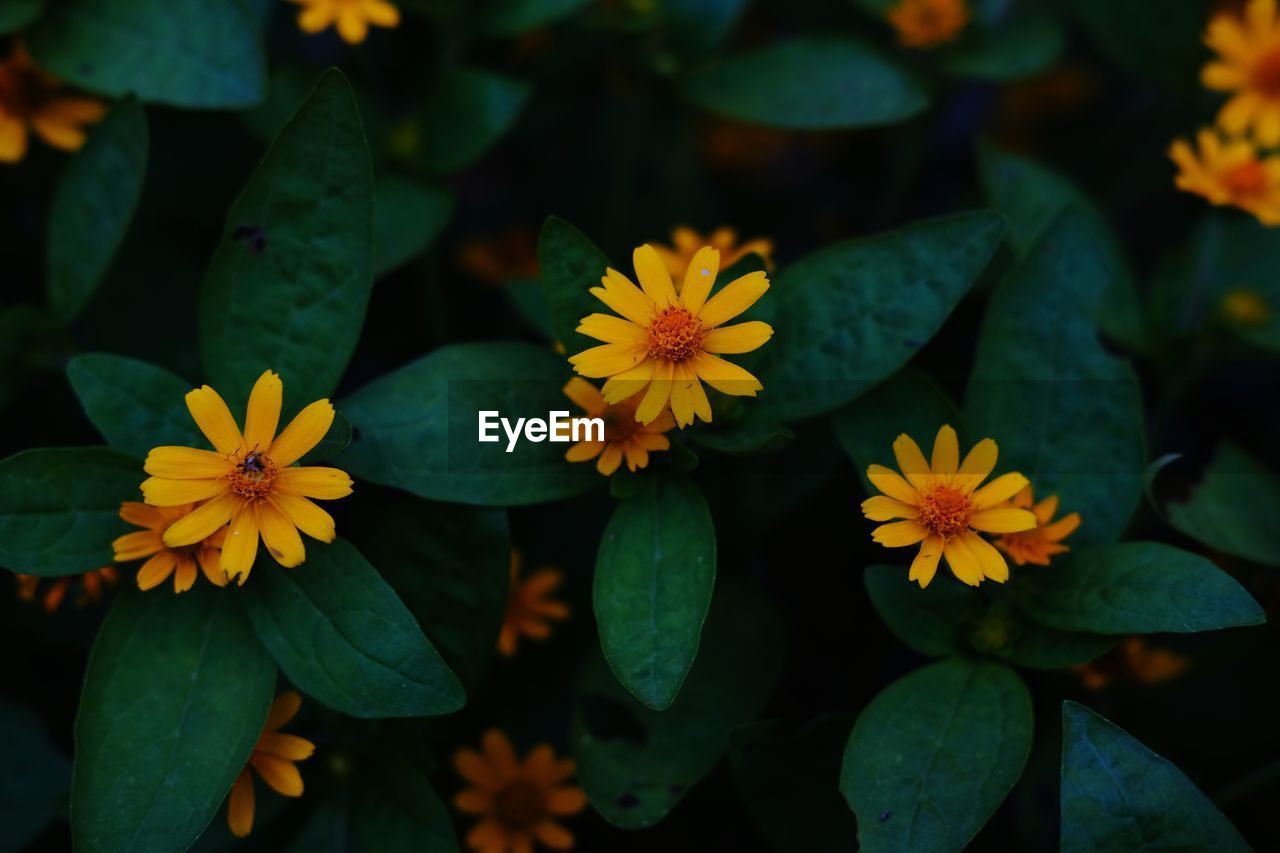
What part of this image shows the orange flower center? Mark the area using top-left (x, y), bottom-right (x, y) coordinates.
top-left (1253, 47), bottom-right (1280, 97)
top-left (493, 779), bottom-right (546, 830)
top-left (1223, 159), bottom-right (1268, 199)
top-left (601, 408), bottom-right (640, 443)
top-left (227, 450), bottom-right (277, 501)
top-left (917, 485), bottom-right (972, 540)
top-left (647, 306), bottom-right (704, 362)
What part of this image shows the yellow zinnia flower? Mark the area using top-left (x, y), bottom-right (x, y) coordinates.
top-left (498, 550), bottom-right (570, 657)
top-left (0, 41), bottom-right (105, 163)
top-left (453, 729), bottom-right (587, 852)
top-left (15, 568), bottom-right (117, 613)
top-left (286, 0), bottom-right (401, 44)
top-left (567, 244), bottom-right (774, 427)
top-left (885, 0), bottom-right (970, 48)
top-left (227, 691), bottom-right (315, 838)
top-left (562, 377), bottom-right (674, 476)
top-left (141, 370), bottom-right (353, 585)
top-left (651, 226), bottom-right (775, 280)
top-left (992, 486), bottom-right (1081, 566)
top-left (1168, 128), bottom-right (1280, 225)
top-left (861, 425), bottom-right (1037, 588)
top-left (1202, 0), bottom-right (1280, 145)
top-left (112, 502), bottom-right (228, 593)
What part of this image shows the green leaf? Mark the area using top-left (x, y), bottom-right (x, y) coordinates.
top-left (200, 69), bottom-right (374, 413)
top-left (595, 475), bottom-right (716, 709)
top-left (840, 658), bottom-right (1033, 853)
top-left (410, 68), bottom-right (530, 173)
top-left (0, 700), bottom-right (69, 853)
top-left (241, 538), bottom-right (465, 718)
top-left (1018, 541), bottom-right (1265, 634)
top-left (67, 354), bottom-right (203, 459)
top-left (0, 0), bottom-right (41, 34)
top-left (1071, 0), bottom-right (1209, 90)
top-left (71, 586), bottom-right (276, 853)
top-left (337, 342), bottom-right (598, 506)
top-left (46, 98), bottom-right (148, 323)
top-left (658, 0), bottom-right (749, 52)
top-left (27, 0), bottom-right (266, 108)
top-left (375, 174), bottom-right (453, 277)
top-left (1166, 443), bottom-right (1280, 568)
top-left (506, 276), bottom-right (556, 340)
top-left (681, 37), bottom-right (928, 130)
top-left (965, 210), bottom-right (1145, 545)
top-left (574, 581), bottom-right (785, 829)
top-left (1060, 701), bottom-right (1250, 852)
top-left (538, 216), bottom-right (611, 351)
top-left (350, 749), bottom-right (459, 853)
top-left (943, 12), bottom-right (1065, 81)
top-left (755, 211), bottom-right (1003, 422)
top-left (479, 0), bottom-right (590, 35)
top-left (298, 411), bottom-right (353, 466)
top-left (0, 447), bottom-right (138, 576)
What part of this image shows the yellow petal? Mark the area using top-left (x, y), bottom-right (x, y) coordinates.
top-left (197, 546), bottom-right (228, 587)
top-left (633, 244), bottom-right (677, 307)
top-left (221, 507), bottom-right (260, 584)
top-left (269, 399), bottom-right (336, 467)
top-left (968, 507), bottom-right (1038, 533)
top-left (700, 321), bottom-right (773, 354)
top-left (668, 363), bottom-right (700, 428)
top-left (860, 495), bottom-right (920, 521)
top-left (689, 352), bottom-right (762, 396)
top-left (227, 771), bottom-right (255, 838)
top-left (576, 313), bottom-right (647, 345)
top-left (144, 446), bottom-right (234, 479)
top-left (31, 114), bottom-right (88, 151)
top-left (112, 530), bottom-right (165, 561)
top-left (142, 476), bottom-right (228, 507)
top-left (335, 6), bottom-right (369, 42)
top-left (250, 753), bottom-right (304, 797)
top-left (562, 377), bottom-right (605, 415)
top-left (362, 0), bottom-right (401, 26)
top-left (866, 464), bottom-right (917, 504)
top-left (276, 466), bottom-right (354, 500)
top-left (0, 115), bottom-right (28, 163)
top-left (266, 691), bottom-right (303, 730)
top-left (257, 732), bottom-right (316, 762)
top-left (931, 425), bottom-right (959, 477)
top-left (892, 433), bottom-right (932, 490)
top-left (961, 531), bottom-right (1009, 582)
top-left (243, 371), bottom-right (283, 452)
top-left (597, 443), bottom-right (624, 475)
top-left (271, 492), bottom-right (336, 543)
top-left (954, 438), bottom-right (997, 492)
top-left (136, 551), bottom-right (177, 591)
top-left (173, 556), bottom-right (198, 594)
top-left (600, 358), bottom-right (656, 404)
top-left (942, 537), bottom-right (983, 586)
top-left (871, 520), bottom-right (929, 547)
top-left (185, 386), bottom-right (244, 455)
top-left (591, 269), bottom-right (654, 325)
top-left (635, 360), bottom-right (674, 425)
top-left (680, 246), bottom-right (720, 314)
top-left (697, 270), bottom-right (769, 328)
top-left (568, 343), bottom-right (647, 378)
top-left (565, 440), bottom-right (605, 462)
top-left (257, 501), bottom-right (306, 568)
top-left (908, 535), bottom-right (944, 587)
top-left (1042, 512), bottom-right (1082, 541)
top-left (972, 472), bottom-right (1030, 510)
top-left (162, 492), bottom-right (240, 547)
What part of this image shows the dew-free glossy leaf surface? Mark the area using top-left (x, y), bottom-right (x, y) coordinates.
top-left (67, 354), bottom-right (204, 460)
top-left (1166, 443), bottom-right (1280, 567)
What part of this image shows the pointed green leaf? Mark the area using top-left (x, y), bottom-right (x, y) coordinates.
top-left (943, 12), bottom-right (1065, 82)
top-left (375, 175), bottom-right (452, 277)
top-left (71, 586), bottom-right (276, 853)
top-left (67, 354), bottom-right (203, 459)
top-left (1166, 443), bottom-right (1280, 568)
top-left (538, 216), bottom-right (611, 351)
top-left (0, 0), bottom-right (41, 35)
top-left (410, 68), bottom-right (530, 173)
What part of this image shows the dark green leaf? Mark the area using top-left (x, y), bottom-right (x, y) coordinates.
top-left (658, 0), bottom-right (749, 52)
top-left (1060, 701), bottom-right (1250, 852)
top-left (1018, 541), bottom-right (1265, 634)
top-left (0, 700), bottom-right (69, 853)
top-left (200, 69), bottom-right (374, 413)
top-left (410, 68), bottom-right (530, 173)
top-left (595, 475), bottom-right (716, 709)
top-left (0, 447), bottom-right (138, 576)
top-left (298, 411), bottom-right (353, 466)
top-left (1166, 443), bottom-right (1280, 568)
top-left (840, 658), bottom-right (1032, 853)
top-left (943, 13), bottom-right (1065, 81)
top-left (681, 37), bottom-right (928, 130)
top-left (1072, 0), bottom-right (1209, 90)
top-left (0, 0), bottom-right (41, 34)
top-left (538, 216), bottom-right (612, 351)
top-left (27, 0), bottom-right (266, 108)
top-left (71, 586), bottom-right (276, 853)
top-left (242, 538), bottom-right (465, 718)
top-left (479, 0), bottom-right (590, 35)
top-left (375, 175), bottom-right (452, 277)
top-left (337, 342), bottom-right (598, 506)
top-left (506, 276), bottom-right (556, 340)
top-left (351, 750), bottom-right (458, 853)
top-left (67, 354), bottom-right (203, 459)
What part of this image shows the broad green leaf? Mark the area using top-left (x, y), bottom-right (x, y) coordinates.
top-left (943, 12), bottom-right (1064, 81)
top-left (67, 354), bottom-right (203, 460)
top-left (1072, 0), bottom-right (1209, 90)
top-left (27, 0), bottom-right (266, 108)
top-left (965, 210), bottom-right (1145, 545)
top-left (1166, 443), bottom-right (1280, 568)
top-left (298, 411), bottom-right (353, 466)
top-left (200, 69), bottom-right (374, 413)
top-left (840, 658), bottom-right (1032, 853)
top-left (574, 581), bottom-right (785, 829)
top-left (72, 586), bottom-right (276, 853)
top-left (0, 0), bottom-right (41, 34)
top-left (0, 700), bottom-right (69, 853)
top-left (410, 68), bottom-right (530, 173)
top-left (1060, 701), bottom-right (1250, 852)
top-left (375, 175), bottom-right (453, 277)
top-left (681, 37), bottom-right (928, 130)
top-left (350, 749), bottom-right (458, 853)
top-left (659, 0), bottom-right (749, 52)
top-left (47, 98), bottom-right (148, 323)
top-left (242, 538), bottom-right (465, 718)
top-left (506, 276), bottom-right (556, 340)
top-left (337, 342), bottom-right (598, 506)
top-left (1018, 541), bottom-right (1265, 634)
top-left (755, 211), bottom-right (1003, 422)
top-left (479, 0), bottom-right (590, 35)
top-left (0, 447), bottom-right (138, 576)
top-left (538, 216), bottom-right (611, 351)
top-left (595, 475), bottom-right (716, 709)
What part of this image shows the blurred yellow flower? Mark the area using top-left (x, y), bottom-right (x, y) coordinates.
top-left (112, 502), bottom-right (228, 593)
top-left (287, 0), bottom-right (400, 44)
top-left (15, 568), bottom-right (117, 613)
top-left (141, 370), bottom-right (352, 585)
top-left (453, 729), bottom-right (587, 852)
top-left (227, 691), bottom-right (315, 838)
top-left (992, 486), bottom-right (1081, 566)
top-left (499, 550), bottom-right (570, 657)
top-left (568, 244), bottom-right (773, 427)
top-left (1221, 286), bottom-right (1271, 325)
top-left (886, 0), bottom-right (970, 48)
top-left (0, 41), bottom-right (105, 163)
top-left (562, 378), bottom-right (673, 476)
top-left (1202, 0), bottom-right (1280, 145)
top-left (652, 226), bottom-right (775, 280)
top-left (1169, 128), bottom-right (1280, 225)
top-left (861, 425), bottom-right (1036, 588)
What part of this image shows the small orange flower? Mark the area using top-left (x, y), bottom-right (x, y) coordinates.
top-left (562, 378), bottom-right (674, 476)
top-left (1169, 128), bottom-right (1280, 225)
top-left (15, 568), bottom-right (117, 613)
top-left (886, 0), bottom-right (970, 48)
top-left (226, 691), bottom-right (315, 838)
top-left (0, 41), bottom-right (106, 163)
top-left (453, 729), bottom-right (587, 853)
top-left (992, 486), bottom-right (1081, 566)
top-left (652, 226), bottom-right (775, 280)
top-left (499, 551), bottom-right (570, 657)
top-left (112, 502), bottom-right (229, 593)
top-left (458, 228), bottom-right (541, 285)
top-left (1075, 637), bottom-right (1190, 690)
top-left (287, 0), bottom-right (401, 44)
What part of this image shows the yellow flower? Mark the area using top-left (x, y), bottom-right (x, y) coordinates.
top-left (226, 691), bottom-right (315, 838)
top-left (0, 41), bottom-right (105, 163)
top-left (15, 568), bottom-right (117, 613)
top-left (567, 244), bottom-right (773, 427)
top-left (498, 550), bottom-right (570, 657)
top-left (453, 729), bottom-right (587, 853)
top-left (860, 425), bottom-right (1037, 588)
top-left (886, 0), bottom-right (970, 48)
top-left (651, 226), bottom-right (775, 279)
top-left (561, 378), bottom-right (674, 476)
top-left (991, 486), bottom-right (1081, 567)
top-left (112, 502), bottom-right (229, 593)
top-left (1202, 0), bottom-right (1280, 145)
top-left (1221, 286), bottom-right (1271, 325)
top-left (141, 370), bottom-right (353, 585)
top-left (287, 0), bottom-right (401, 44)
top-left (1168, 128), bottom-right (1280, 225)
